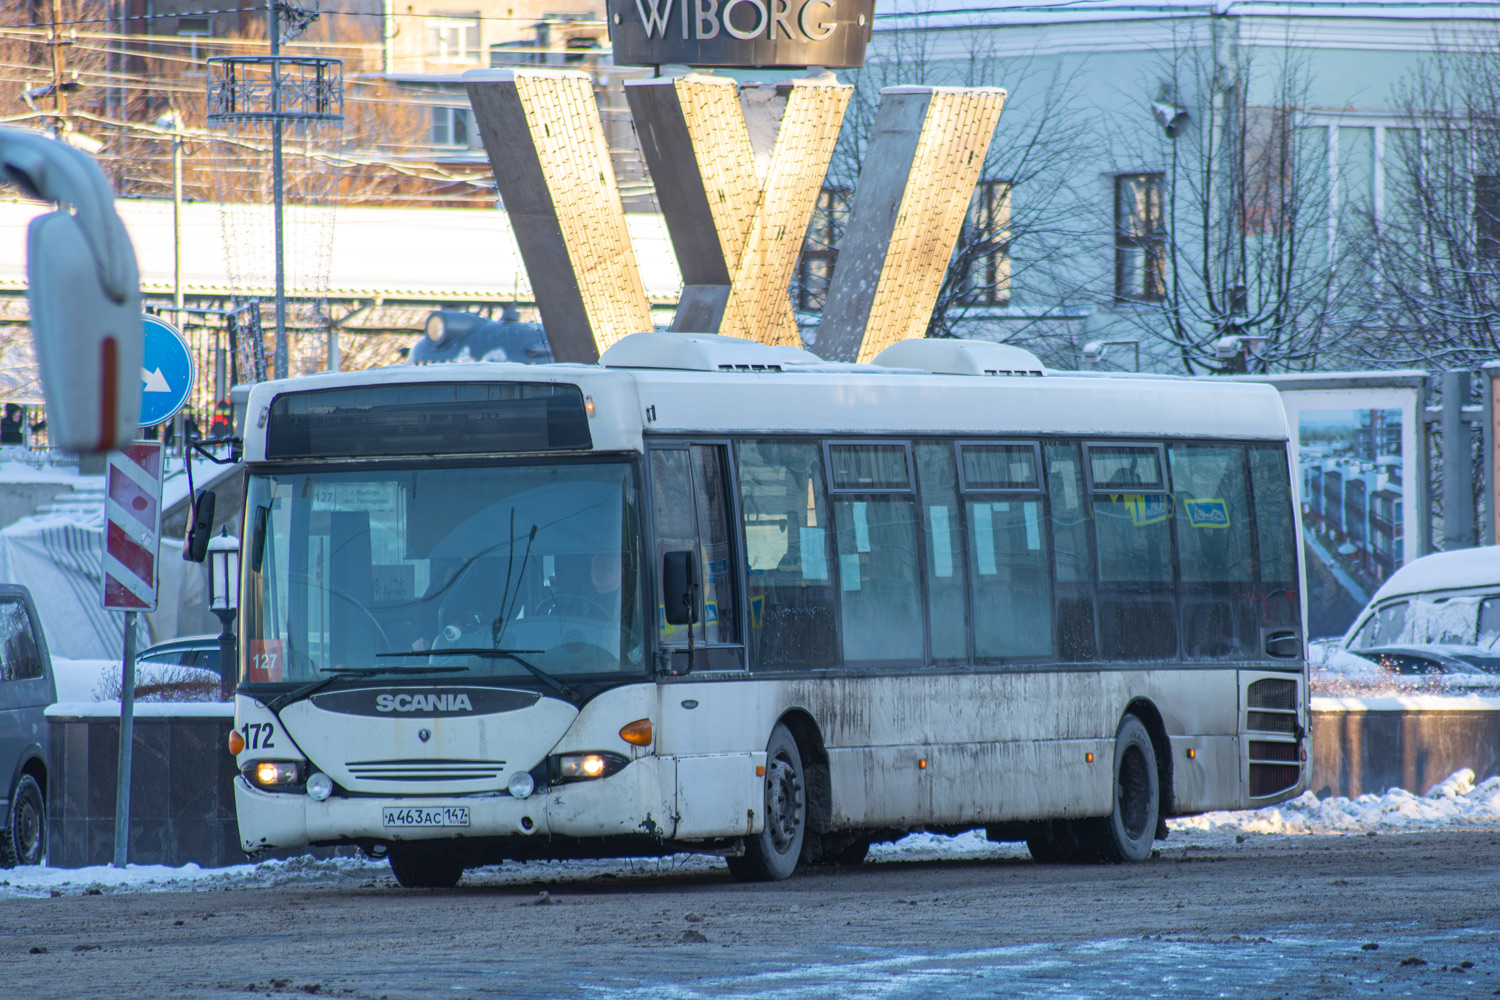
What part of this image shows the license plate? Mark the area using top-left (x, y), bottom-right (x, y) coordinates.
top-left (382, 806), bottom-right (470, 828)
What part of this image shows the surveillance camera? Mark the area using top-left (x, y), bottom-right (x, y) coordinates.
top-left (1151, 101), bottom-right (1190, 138)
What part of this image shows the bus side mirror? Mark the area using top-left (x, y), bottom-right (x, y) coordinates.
top-left (1263, 629), bottom-right (1301, 659)
top-left (662, 550), bottom-right (698, 626)
top-left (183, 490), bottom-right (216, 562)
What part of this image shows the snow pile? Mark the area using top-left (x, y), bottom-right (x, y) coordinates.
top-left (1170, 768), bottom-right (1500, 838)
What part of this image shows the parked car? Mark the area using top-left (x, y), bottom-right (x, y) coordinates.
top-left (134, 635), bottom-right (225, 701)
top-left (0, 584), bottom-right (54, 867)
top-left (1313, 546), bottom-right (1500, 691)
top-left (1341, 546), bottom-right (1500, 654)
top-left (1354, 644), bottom-right (1500, 677)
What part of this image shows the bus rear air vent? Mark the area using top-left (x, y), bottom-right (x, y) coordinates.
top-left (871, 340), bottom-right (1046, 376)
top-left (599, 331), bottom-right (785, 372)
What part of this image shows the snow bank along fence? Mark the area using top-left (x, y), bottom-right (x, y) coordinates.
top-left (1310, 697), bottom-right (1500, 798)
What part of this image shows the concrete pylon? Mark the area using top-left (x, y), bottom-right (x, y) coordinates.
top-left (464, 69), bottom-right (654, 363)
top-left (816, 86), bottom-right (1007, 363)
top-left (627, 74), bottom-right (849, 344)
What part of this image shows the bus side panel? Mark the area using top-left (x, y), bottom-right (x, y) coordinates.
top-left (1167, 735), bottom-right (1241, 813)
top-left (672, 752), bottom-right (767, 839)
top-left (827, 740), bottom-right (1113, 828)
top-left (662, 668), bottom-right (1251, 830)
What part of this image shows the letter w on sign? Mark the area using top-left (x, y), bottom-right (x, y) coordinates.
top-left (103, 441), bottom-right (164, 611)
top-left (626, 74), bottom-right (850, 344)
top-left (634, 0), bottom-right (674, 36)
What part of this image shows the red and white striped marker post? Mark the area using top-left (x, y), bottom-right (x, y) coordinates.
top-left (103, 441), bottom-right (164, 612)
top-left (102, 441), bottom-right (163, 868)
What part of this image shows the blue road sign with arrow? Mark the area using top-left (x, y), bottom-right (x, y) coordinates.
top-left (139, 316), bottom-right (195, 427)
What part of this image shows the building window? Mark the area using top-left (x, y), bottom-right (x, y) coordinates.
top-left (431, 107), bottom-right (473, 147)
top-left (1476, 175), bottom-right (1500, 259)
top-left (427, 13), bottom-right (481, 62)
top-left (954, 180), bottom-right (1011, 306)
top-left (1114, 173), bottom-right (1167, 301)
top-left (795, 186), bottom-right (849, 312)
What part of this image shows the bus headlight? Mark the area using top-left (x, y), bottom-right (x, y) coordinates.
top-left (306, 772), bottom-right (334, 801)
top-left (244, 760), bottom-right (304, 790)
top-left (551, 752), bottom-right (628, 783)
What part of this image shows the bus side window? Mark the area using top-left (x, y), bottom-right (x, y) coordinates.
top-left (735, 440), bottom-right (839, 671)
top-left (1045, 443), bottom-right (1096, 661)
top-left (829, 443), bottom-right (923, 667)
top-left (959, 443), bottom-right (1052, 661)
top-left (1087, 444), bottom-right (1177, 661)
top-left (650, 449), bottom-right (696, 644)
top-left (1248, 445), bottom-right (1302, 640)
top-left (649, 446), bottom-right (739, 648)
top-left (915, 442), bottom-right (968, 663)
top-left (1169, 444), bottom-right (1256, 660)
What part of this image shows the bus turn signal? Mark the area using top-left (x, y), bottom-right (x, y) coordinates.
top-left (227, 730), bottom-right (245, 755)
top-left (619, 719), bottom-right (653, 746)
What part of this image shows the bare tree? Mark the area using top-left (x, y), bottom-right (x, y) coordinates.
top-left (1354, 33), bottom-right (1500, 369)
top-left (1099, 29), bottom-right (1349, 374)
top-left (805, 14), bottom-right (1097, 363)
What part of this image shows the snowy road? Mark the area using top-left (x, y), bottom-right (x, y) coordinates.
top-left (4, 777), bottom-right (1500, 999)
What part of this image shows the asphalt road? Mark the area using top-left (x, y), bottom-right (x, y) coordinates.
top-left (5, 830), bottom-right (1500, 1000)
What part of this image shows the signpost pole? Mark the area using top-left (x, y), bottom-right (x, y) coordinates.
top-left (112, 610), bottom-right (136, 868)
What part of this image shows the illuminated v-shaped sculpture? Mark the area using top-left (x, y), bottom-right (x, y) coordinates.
top-left (626, 73), bottom-right (851, 346)
top-left (464, 68), bottom-right (1004, 363)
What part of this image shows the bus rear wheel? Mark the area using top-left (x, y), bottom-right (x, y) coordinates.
top-left (388, 846), bottom-right (465, 888)
top-left (1093, 714), bottom-right (1160, 863)
top-left (727, 724), bottom-right (805, 882)
top-left (1026, 715), bottom-right (1160, 864)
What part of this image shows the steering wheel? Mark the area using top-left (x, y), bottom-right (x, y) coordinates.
top-left (536, 593), bottom-right (613, 621)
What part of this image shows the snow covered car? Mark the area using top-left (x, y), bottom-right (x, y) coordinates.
top-left (1353, 644), bottom-right (1500, 680)
top-left (1314, 546), bottom-right (1500, 691)
top-left (1343, 546), bottom-right (1500, 654)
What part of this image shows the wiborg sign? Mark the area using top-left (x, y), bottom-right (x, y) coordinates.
top-left (607, 0), bottom-right (873, 68)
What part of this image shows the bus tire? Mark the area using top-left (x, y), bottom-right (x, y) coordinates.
top-left (727, 723), bottom-right (805, 882)
top-left (1025, 820), bottom-right (1093, 864)
top-left (388, 846), bottom-right (464, 888)
top-left (1093, 714), bottom-right (1160, 863)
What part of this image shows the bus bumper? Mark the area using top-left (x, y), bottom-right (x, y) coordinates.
top-left (234, 756), bottom-right (676, 854)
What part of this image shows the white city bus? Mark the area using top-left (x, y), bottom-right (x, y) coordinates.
top-left (230, 333), bottom-right (1308, 887)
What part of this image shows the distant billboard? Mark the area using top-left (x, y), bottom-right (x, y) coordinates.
top-left (1240, 375), bottom-right (1425, 640)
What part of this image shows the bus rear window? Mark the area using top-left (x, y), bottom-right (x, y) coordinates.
top-left (266, 383), bottom-right (592, 459)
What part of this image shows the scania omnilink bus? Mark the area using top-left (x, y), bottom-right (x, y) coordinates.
top-left (230, 332), bottom-right (1308, 887)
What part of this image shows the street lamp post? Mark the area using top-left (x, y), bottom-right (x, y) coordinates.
top-left (154, 112), bottom-right (185, 312)
top-left (207, 528), bottom-right (240, 701)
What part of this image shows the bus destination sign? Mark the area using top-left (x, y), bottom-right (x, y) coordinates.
top-left (607, 0), bottom-right (874, 68)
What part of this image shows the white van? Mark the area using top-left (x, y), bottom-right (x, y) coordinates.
top-left (1341, 546), bottom-right (1500, 654)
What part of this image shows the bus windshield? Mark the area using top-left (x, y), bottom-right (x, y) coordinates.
top-left (241, 461), bottom-right (645, 684)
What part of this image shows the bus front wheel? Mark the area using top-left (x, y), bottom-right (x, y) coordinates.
top-left (727, 724), bottom-right (806, 882)
top-left (388, 845), bottom-right (465, 888)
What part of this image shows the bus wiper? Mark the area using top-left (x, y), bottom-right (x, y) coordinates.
top-left (328, 664), bottom-right (473, 674)
top-left (408, 647), bottom-right (580, 704)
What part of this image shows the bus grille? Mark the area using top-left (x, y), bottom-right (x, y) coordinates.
top-left (1246, 679), bottom-right (1301, 798)
top-left (1249, 763), bottom-right (1302, 797)
top-left (346, 758), bottom-right (507, 782)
